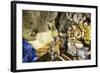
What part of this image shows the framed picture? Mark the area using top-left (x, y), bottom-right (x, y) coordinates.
top-left (11, 1), bottom-right (98, 72)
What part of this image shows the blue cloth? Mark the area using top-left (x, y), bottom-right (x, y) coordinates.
top-left (23, 39), bottom-right (37, 62)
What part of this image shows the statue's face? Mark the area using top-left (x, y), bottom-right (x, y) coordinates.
top-left (22, 10), bottom-right (58, 41)
top-left (22, 10), bottom-right (39, 41)
top-left (22, 27), bottom-right (37, 41)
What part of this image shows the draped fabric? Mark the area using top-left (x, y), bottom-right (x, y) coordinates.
top-left (23, 39), bottom-right (38, 62)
